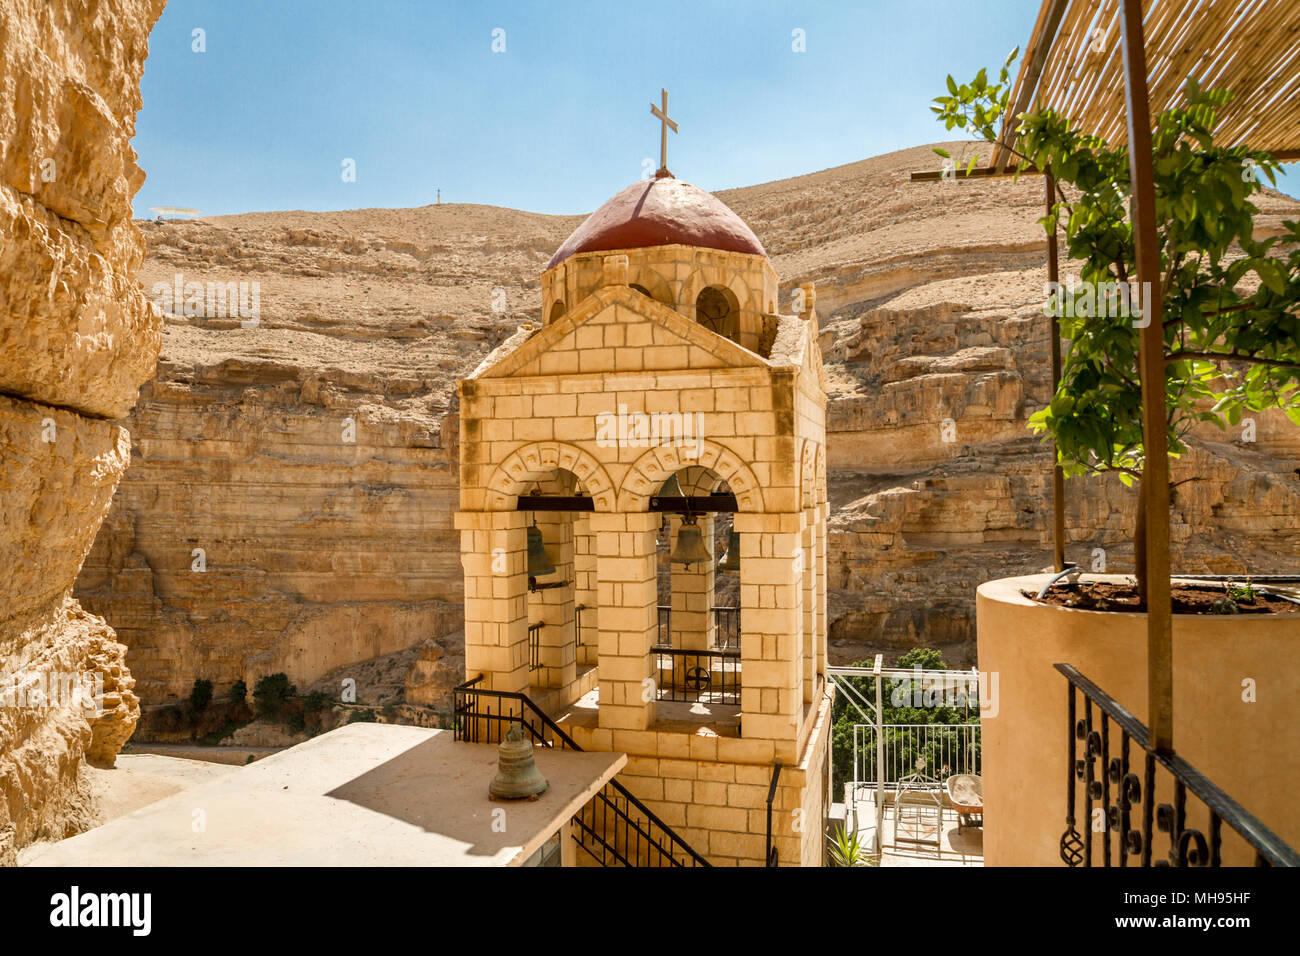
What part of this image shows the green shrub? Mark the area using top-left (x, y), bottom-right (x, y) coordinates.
top-left (253, 673), bottom-right (295, 719)
top-left (303, 690), bottom-right (332, 715)
top-left (188, 678), bottom-right (213, 714)
top-left (229, 679), bottom-right (247, 705)
top-left (828, 824), bottom-right (870, 867)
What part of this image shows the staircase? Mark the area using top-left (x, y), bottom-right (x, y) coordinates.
top-left (453, 675), bottom-right (711, 867)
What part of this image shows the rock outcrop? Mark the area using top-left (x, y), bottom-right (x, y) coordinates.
top-left (74, 143), bottom-right (1300, 701)
top-left (1, 0), bottom-right (164, 855)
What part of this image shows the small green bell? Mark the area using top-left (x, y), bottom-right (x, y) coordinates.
top-left (526, 522), bottom-right (555, 577)
top-left (489, 725), bottom-right (549, 800)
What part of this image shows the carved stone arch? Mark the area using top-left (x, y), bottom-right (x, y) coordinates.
top-left (619, 440), bottom-right (765, 512)
top-left (682, 266), bottom-right (753, 319)
top-left (627, 270), bottom-right (675, 308)
top-left (484, 441), bottom-right (617, 512)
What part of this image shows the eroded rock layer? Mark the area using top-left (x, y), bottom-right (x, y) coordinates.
top-left (0, 0), bottom-right (164, 857)
top-left (74, 144), bottom-right (1300, 704)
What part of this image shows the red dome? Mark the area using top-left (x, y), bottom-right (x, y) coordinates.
top-left (546, 177), bottom-right (766, 270)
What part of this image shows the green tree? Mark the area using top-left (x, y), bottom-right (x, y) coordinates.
top-left (830, 648), bottom-right (980, 796)
top-left (932, 53), bottom-right (1300, 601)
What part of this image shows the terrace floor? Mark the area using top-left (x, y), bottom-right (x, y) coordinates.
top-left (850, 789), bottom-right (984, 867)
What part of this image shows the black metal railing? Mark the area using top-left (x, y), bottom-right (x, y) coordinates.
top-left (575, 604), bottom-right (588, 657)
top-left (1056, 663), bottom-right (1300, 867)
top-left (528, 623), bottom-right (543, 672)
top-left (765, 759), bottom-right (783, 867)
top-left (712, 605), bottom-right (740, 650)
top-left (656, 604), bottom-right (740, 650)
top-left (652, 645), bottom-right (741, 705)
top-left (453, 676), bottom-right (711, 867)
top-left (572, 781), bottom-right (710, 867)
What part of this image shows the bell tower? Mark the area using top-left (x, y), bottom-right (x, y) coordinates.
top-left (455, 103), bottom-right (830, 865)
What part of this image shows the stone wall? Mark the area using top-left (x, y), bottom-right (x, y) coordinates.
top-left (0, 0), bottom-right (165, 860)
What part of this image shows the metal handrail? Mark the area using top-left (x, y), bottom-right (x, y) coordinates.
top-left (1055, 663), bottom-right (1300, 867)
top-left (453, 675), bottom-right (711, 867)
top-left (765, 760), bottom-right (783, 867)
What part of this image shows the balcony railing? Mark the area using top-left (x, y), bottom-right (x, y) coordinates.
top-left (851, 722), bottom-right (981, 790)
top-left (712, 605), bottom-right (740, 650)
top-left (1056, 663), bottom-right (1300, 867)
top-left (655, 604), bottom-right (741, 650)
top-left (652, 645), bottom-right (741, 705)
top-left (528, 622), bottom-right (543, 672)
top-left (575, 604), bottom-right (589, 654)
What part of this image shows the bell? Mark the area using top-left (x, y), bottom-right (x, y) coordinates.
top-left (489, 725), bottom-right (549, 800)
top-left (718, 529), bottom-right (741, 572)
top-left (658, 473), bottom-right (684, 499)
top-left (670, 515), bottom-right (712, 567)
top-left (526, 522), bottom-right (555, 577)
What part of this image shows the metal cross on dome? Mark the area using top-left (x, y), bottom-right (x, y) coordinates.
top-left (650, 88), bottom-right (678, 178)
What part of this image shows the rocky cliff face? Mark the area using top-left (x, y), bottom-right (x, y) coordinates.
top-left (720, 151), bottom-right (1300, 664)
top-left (73, 144), bottom-right (1300, 708)
top-left (0, 0), bottom-right (164, 860)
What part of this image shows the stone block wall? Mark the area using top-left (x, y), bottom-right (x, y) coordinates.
top-left (541, 245), bottom-right (779, 357)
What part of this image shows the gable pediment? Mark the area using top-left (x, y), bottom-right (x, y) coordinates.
top-left (474, 285), bottom-right (768, 379)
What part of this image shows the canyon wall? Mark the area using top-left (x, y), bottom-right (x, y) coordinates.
top-left (722, 155), bottom-right (1300, 665)
top-left (73, 204), bottom-right (544, 703)
top-left (74, 144), bottom-right (1300, 709)
top-left (0, 0), bottom-right (165, 860)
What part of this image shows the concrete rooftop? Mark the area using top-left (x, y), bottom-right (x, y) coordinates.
top-left (24, 724), bottom-right (625, 867)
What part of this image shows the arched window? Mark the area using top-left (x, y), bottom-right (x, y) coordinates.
top-left (548, 300), bottom-right (567, 323)
top-left (629, 283), bottom-right (655, 299)
top-left (695, 286), bottom-right (739, 341)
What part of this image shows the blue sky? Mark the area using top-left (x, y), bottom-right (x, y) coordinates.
top-left (133, 0), bottom-right (1298, 218)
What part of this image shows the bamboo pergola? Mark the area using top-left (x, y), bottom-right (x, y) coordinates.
top-left (911, 0), bottom-right (1300, 752)
top-left (993, 0), bottom-right (1300, 172)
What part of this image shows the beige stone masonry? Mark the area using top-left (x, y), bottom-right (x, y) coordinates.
top-left (459, 215), bottom-right (829, 864)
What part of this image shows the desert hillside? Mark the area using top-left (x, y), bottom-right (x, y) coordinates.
top-left (74, 142), bottom-right (1300, 705)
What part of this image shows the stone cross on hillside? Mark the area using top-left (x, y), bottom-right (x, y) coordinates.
top-left (651, 88), bottom-right (678, 178)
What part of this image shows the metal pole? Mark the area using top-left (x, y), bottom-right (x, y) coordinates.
top-left (874, 654), bottom-right (884, 861)
top-left (1119, 0), bottom-right (1174, 753)
top-left (1046, 166), bottom-right (1066, 573)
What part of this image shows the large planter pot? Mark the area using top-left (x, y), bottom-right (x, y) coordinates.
top-left (977, 573), bottom-right (1300, 867)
